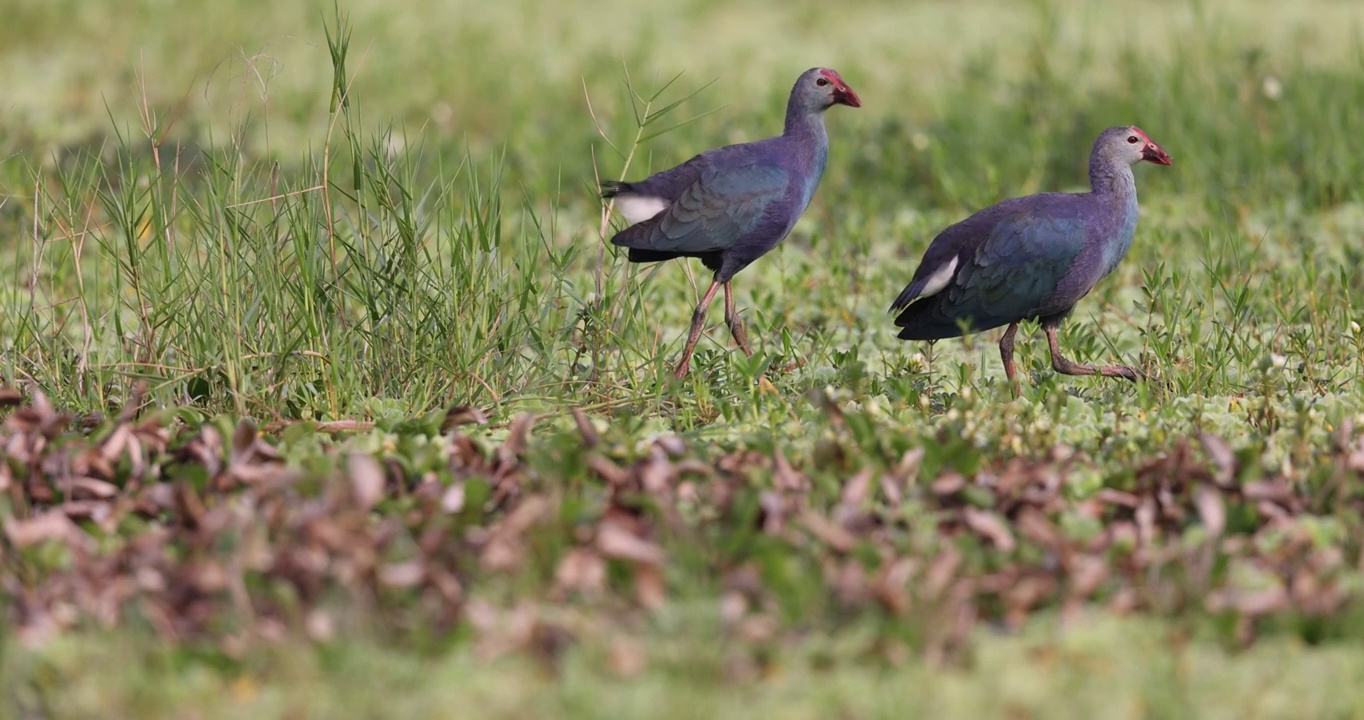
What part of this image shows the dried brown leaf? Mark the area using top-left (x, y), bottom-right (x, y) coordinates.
top-left (379, 561), bottom-right (425, 588)
top-left (442, 405), bottom-right (489, 433)
top-left (347, 453), bottom-right (386, 511)
top-left (59, 500), bottom-right (114, 525)
top-left (1243, 481), bottom-right (1294, 504)
top-left (870, 557), bottom-right (917, 615)
top-left (1016, 508), bottom-right (1063, 549)
top-left (29, 387), bottom-right (54, 422)
top-left (963, 508), bottom-right (1016, 552)
top-left (72, 448), bottom-right (115, 481)
top-left (1257, 501), bottom-right (1290, 522)
top-left (1208, 586), bottom-right (1289, 616)
top-left (839, 467), bottom-right (874, 509)
top-left (1135, 497), bottom-right (1157, 546)
top-left (68, 477), bottom-right (119, 499)
top-left (738, 614), bottom-right (779, 643)
top-left (829, 558), bottom-right (868, 605)
top-left (498, 413), bottom-right (538, 464)
top-left (773, 449), bottom-right (805, 492)
top-left (5, 510), bottom-right (94, 551)
top-left (448, 434), bottom-right (486, 473)
top-left (799, 508), bottom-right (856, 554)
top-left (1106, 521), bottom-right (1139, 550)
top-left (1332, 417), bottom-right (1355, 453)
top-left (893, 447), bottom-right (925, 483)
top-left (554, 547), bottom-right (606, 596)
top-left (923, 550), bottom-right (961, 599)
top-left (1005, 575), bottom-right (1055, 627)
top-left (932, 472), bottom-right (965, 497)
top-left (429, 566), bottom-right (465, 605)
top-left (586, 454), bottom-right (629, 487)
top-left (126, 432), bottom-right (147, 480)
top-left (114, 382), bottom-right (148, 423)
top-left (134, 416), bottom-right (171, 454)
top-left (1195, 485), bottom-right (1226, 537)
top-left (675, 458), bottom-right (711, 478)
top-left (879, 474), bottom-right (903, 507)
top-left (652, 435), bottom-right (687, 458)
top-left (1199, 433), bottom-right (1236, 487)
top-left (1109, 587), bottom-right (1139, 614)
top-left (231, 419), bottom-right (258, 463)
top-left (634, 561), bottom-right (667, 610)
top-left (529, 621), bottom-right (575, 673)
top-left (306, 610), bottom-right (336, 642)
top-left (720, 591), bottom-right (748, 625)
top-left (723, 565), bottom-right (764, 599)
top-left (174, 481), bottom-right (206, 530)
top-left (571, 408), bottom-right (600, 448)
top-left (608, 637), bottom-right (648, 678)
top-left (1096, 488), bottom-right (1140, 508)
top-left (441, 482), bottom-right (466, 514)
top-left (638, 457), bottom-right (673, 496)
top-left (1068, 554), bottom-right (1109, 598)
top-left (758, 490), bottom-right (788, 534)
top-left (100, 424), bottom-right (132, 465)
top-left (182, 424), bottom-right (224, 478)
top-left (226, 464), bottom-right (304, 488)
top-left (596, 520), bottom-right (666, 565)
top-left (924, 581), bottom-right (977, 668)
top-left (190, 561), bottom-right (229, 593)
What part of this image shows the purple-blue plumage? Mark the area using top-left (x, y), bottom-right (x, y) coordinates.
top-left (889, 126), bottom-right (1172, 392)
top-left (602, 67), bottom-right (861, 378)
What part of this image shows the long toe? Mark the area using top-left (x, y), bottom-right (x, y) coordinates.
top-left (1117, 365), bottom-right (1146, 383)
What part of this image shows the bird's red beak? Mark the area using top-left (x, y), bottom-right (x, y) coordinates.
top-left (833, 82), bottom-right (862, 108)
top-left (1141, 140), bottom-right (1172, 166)
top-left (819, 70), bottom-right (861, 108)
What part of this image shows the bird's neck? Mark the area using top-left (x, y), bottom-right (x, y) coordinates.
top-left (784, 106), bottom-right (827, 140)
top-left (1089, 160), bottom-right (1136, 201)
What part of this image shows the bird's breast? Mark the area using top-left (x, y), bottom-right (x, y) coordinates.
top-left (798, 152), bottom-right (828, 212)
top-left (1098, 195), bottom-right (1141, 278)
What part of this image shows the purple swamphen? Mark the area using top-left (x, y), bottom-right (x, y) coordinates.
top-left (602, 67), bottom-right (861, 378)
top-left (889, 126), bottom-right (1172, 393)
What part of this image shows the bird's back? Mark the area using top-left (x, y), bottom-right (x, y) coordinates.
top-left (608, 135), bottom-right (811, 259)
top-left (892, 192), bottom-right (1101, 339)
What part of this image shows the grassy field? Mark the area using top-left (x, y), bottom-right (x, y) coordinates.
top-left (5, 0), bottom-right (1364, 716)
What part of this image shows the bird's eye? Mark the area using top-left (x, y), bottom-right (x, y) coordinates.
top-left (816, 78), bottom-right (830, 87)
top-left (1127, 135), bottom-right (1140, 144)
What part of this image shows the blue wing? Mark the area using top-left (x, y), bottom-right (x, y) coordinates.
top-left (894, 203), bottom-right (1089, 339)
top-left (610, 164), bottom-right (790, 254)
top-left (955, 213), bottom-right (1087, 313)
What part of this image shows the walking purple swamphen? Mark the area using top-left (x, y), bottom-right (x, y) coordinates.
top-left (601, 67), bottom-right (861, 378)
top-left (888, 126), bottom-right (1172, 393)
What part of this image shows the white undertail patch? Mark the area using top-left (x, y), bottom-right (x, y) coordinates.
top-left (614, 195), bottom-right (669, 225)
top-left (917, 257), bottom-right (959, 298)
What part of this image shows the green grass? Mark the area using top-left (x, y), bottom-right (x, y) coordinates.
top-left (4, 0), bottom-right (1364, 715)
top-left (12, 615), bottom-right (1364, 719)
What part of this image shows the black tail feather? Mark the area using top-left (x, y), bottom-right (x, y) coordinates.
top-left (888, 277), bottom-right (929, 316)
top-left (627, 248), bottom-right (683, 263)
top-left (892, 300), bottom-right (921, 330)
top-left (600, 179), bottom-right (632, 199)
